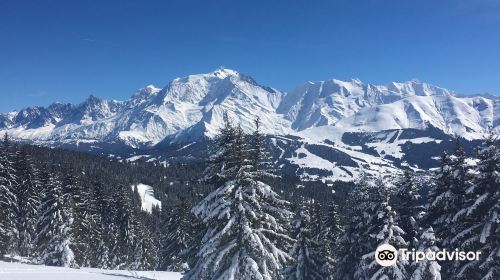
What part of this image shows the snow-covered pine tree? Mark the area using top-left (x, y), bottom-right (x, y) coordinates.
top-left (0, 133), bottom-right (18, 256)
top-left (61, 170), bottom-right (79, 199)
top-left (451, 133), bottom-right (499, 279)
top-left (35, 169), bottom-right (74, 267)
top-left (69, 174), bottom-right (96, 267)
top-left (131, 209), bottom-right (157, 271)
top-left (335, 175), bottom-right (408, 279)
top-left (309, 200), bottom-right (323, 243)
top-left (150, 203), bottom-right (162, 269)
top-left (203, 112), bottom-right (239, 185)
top-left (333, 173), bottom-right (385, 280)
top-left (78, 180), bottom-right (106, 268)
top-left (13, 146), bottom-right (40, 257)
top-left (112, 183), bottom-right (137, 269)
top-left (425, 152), bottom-right (453, 232)
top-left (95, 232), bottom-right (111, 269)
top-left (335, 174), bottom-right (378, 280)
top-left (284, 202), bottom-right (326, 280)
top-left (321, 199), bottom-right (342, 277)
top-left (249, 117), bottom-right (274, 176)
top-left (176, 196), bottom-right (207, 271)
top-left (360, 194), bottom-right (408, 280)
top-left (132, 185), bottom-right (142, 210)
top-left (247, 117), bottom-right (293, 260)
top-left (93, 181), bottom-right (121, 269)
top-left (410, 227), bottom-right (441, 280)
top-left (393, 167), bottom-right (424, 249)
top-left (160, 197), bottom-right (196, 272)
top-left (159, 201), bottom-right (174, 270)
top-left (184, 118), bottom-right (293, 280)
top-left (426, 141), bottom-right (473, 276)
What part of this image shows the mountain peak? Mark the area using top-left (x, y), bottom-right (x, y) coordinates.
top-left (351, 78), bottom-right (363, 84)
top-left (85, 94), bottom-right (102, 103)
top-left (171, 68), bottom-right (240, 85)
top-left (132, 85), bottom-right (161, 99)
top-left (212, 67), bottom-right (239, 78)
top-left (1, 69), bottom-right (497, 148)
top-left (145, 84), bottom-right (160, 92)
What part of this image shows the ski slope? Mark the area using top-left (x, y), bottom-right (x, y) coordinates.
top-left (0, 261), bottom-right (181, 280)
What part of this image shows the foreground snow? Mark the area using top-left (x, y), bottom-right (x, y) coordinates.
top-left (0, 261), bottom-right (181, 280)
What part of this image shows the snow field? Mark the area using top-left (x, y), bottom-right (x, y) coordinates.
top-left (0, 261), bottom-right (181, 280)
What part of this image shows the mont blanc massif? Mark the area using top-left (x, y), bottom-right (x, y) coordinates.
top-left (1, 68), bottom-right (498, 181)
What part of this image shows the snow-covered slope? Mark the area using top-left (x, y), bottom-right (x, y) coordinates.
top-left (160, 68), bottom-right (291, 143)
top-left (0, 261), bottom-right (180, 280)
top-left (0, 68), bottom-right (498, 148)
top-left (132, 183), bottom-right (161, 213)
top-left (334, 94), bottom-right (499, 139)
top-left (277, 79), bottom-right (454, 130)
top-left (0, 68), bottom-right (291, 147)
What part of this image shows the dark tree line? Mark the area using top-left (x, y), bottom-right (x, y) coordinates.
top-left (1, 123), bottom-right (498, 280)
top-left (177, 122), bottom-right (498, 279)
top-left (0, 132), bottom-right (212, 269)
top-left (333, 137), bottom-right (499, 280)
top-left (0, 133), bottom-right (159, 269)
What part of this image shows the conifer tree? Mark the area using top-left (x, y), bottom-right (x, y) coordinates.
top-left (14, 146), bottom-right (40, 257)
top-left (203, 112), bottom-right (239, 185)
top-left (160, 197), bottom-right (196, 272)
top-left (452, 133), bottom-right (499, 279)
top-left (360, 197), bottom-right (408, 280)
top-left (426, 141), bottom-right (473, 276)
top-left (335, 175), bottom-right (377, 280)
top-left (69, 175), bottom-right (92, 267)
top-left (96, 235), bottom-right (112, 269)
top-left (393, 167), bottom-right (424, 249)
top-left (321, 199), bottom-right (342, 276)
top-left (249, 117), bottom-right (273, 175)
top-left (150, 204), bottom-right (163, 269)
top-left (177, 197), bottom-right (207, 271)
top-left (184, 118), bottom-right (292, 280)
top-left (284, 203), bottom-right (326, 280)
top-left (35, 169), bottom-right (74, 267)
top-left (86, 181), bottom-right (110, 268)
top-left (410, 227), bottom-right (441, 280)
top-left (309, 200), bottom-right (323, 242)
top-left (112, 183), bottom-right (137, 269)
top-left (0, 133), bottom-right (18, 256)
top-left (131, 209), bottom-right (157, 270)
top-left (336, 176), bottom-right (408, 279)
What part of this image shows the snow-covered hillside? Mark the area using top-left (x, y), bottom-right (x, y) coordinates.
top-left (0, 68), bottom-right (291, 147)
top-left (334, 94), bottom-right (499, 140)
top-left (0, 68), bottom-right (497, 149)
top-left (132, 183), bottom-right (162, 213)
top-left (0, 261), bottom-right (181, 280)
top-left (277, 79), bottom-right (454, 130)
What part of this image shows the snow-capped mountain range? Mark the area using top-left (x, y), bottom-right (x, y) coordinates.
top-left (1, 68), bottom-right (497, 149)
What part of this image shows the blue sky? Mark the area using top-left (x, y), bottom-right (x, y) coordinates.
top-left (1, 0), bottom-right (499, 112)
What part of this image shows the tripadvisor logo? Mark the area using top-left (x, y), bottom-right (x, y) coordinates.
top-left (375, 244), bottom-right (482, 266)
top-left (375, 244), bottom-right (398, 267)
